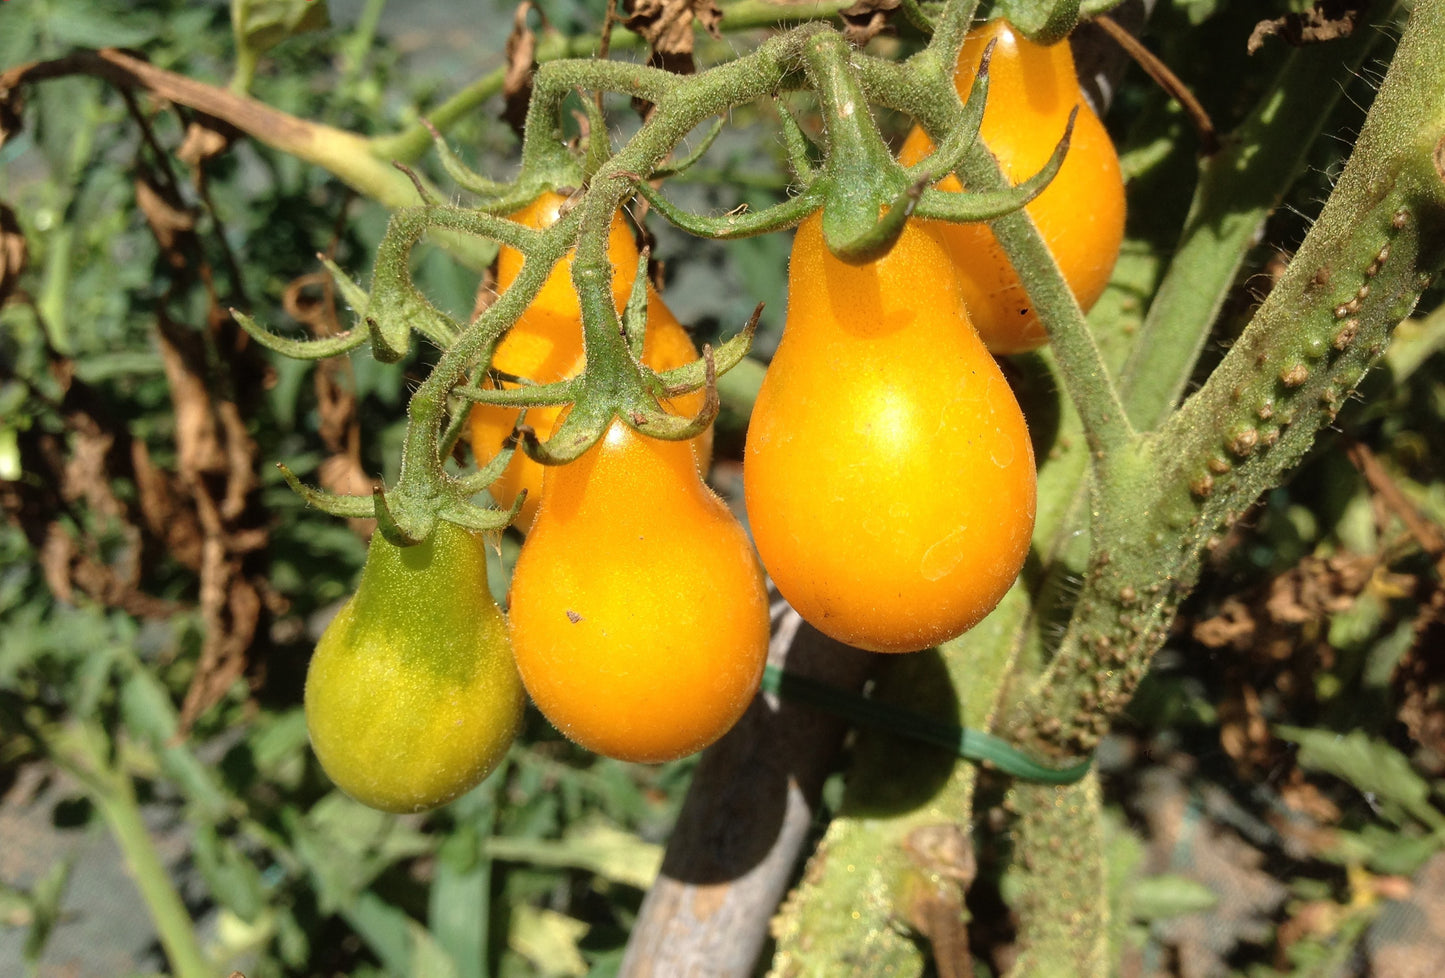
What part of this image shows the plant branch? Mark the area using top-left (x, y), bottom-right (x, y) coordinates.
top-left (1006, 0), bottom-right (1445, 762)
top-left (1118, 1), bottom-right (1405, 431)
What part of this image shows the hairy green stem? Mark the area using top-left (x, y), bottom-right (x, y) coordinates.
top-left (956, 130), bottom-right (1136, 464)
top-left (369, 0), bottom-right (855, 163)
top-left (51, 723), bottom-right (211, 978)
top-left (1009, 0), bottom-right (1445, 759)
top-left (1119, 2), bottom-right (1403, 430)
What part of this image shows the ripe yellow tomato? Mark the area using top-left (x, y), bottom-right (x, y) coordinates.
top-left (743, 214), bottom-right (1036, 653)
top-left (899, 18), bottom-right (1126, 354)
top-left (508, 419), bottom-right (770, 762)
top-left (469, 191), bottom-right (712, 531)
top-left (305, 520), bottom-right (524, 813)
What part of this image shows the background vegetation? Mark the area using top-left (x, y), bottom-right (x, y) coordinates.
top-left (3, 0), bottom-right (1445, 976)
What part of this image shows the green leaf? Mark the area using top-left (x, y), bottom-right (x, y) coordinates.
top-left (509, 905), bottom-right (589, 977)
top-left (21, 858), bottom-right (71, 963)
top-left (1276, 727), bottom-right (1445, 830)
top-left (1330, 824), bottom-right (1445, 876)
top-left (117, 669), bottom-right (235, 823)
top-left (1130, 875), bottom-right (1219, 921)
top-left (46, 5), bottom-right (162, 48)
top-left (485, 822), bottom-right (663, 890)
top-left (233, 0), bottom-right (330, 58)
top-left (407, 918), bottom-right (462, 978)
top-left (288, 793), bottom-right (434, 912)
top-left (193, 824), bottom-right (266, 923)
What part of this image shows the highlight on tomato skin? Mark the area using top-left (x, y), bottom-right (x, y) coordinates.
top-left (467, 190), bottom-right (713, 532)
top-left (899, 17), bottom-right (1127, 354)
top-left (304, 520), bottom-right (525, 814)
top-left (506, 418), bottom-right (770, 763)
top-left (743, 213), bottom-right (1037, 653)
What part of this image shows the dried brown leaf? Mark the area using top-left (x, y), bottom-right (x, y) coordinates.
top-left (1192, 596), bottom-right (1255, 650)
top-left (176, 117), bottom-right (235, 167)
top-left (1264, 553), bottom-right (1371, 625)
top-left (504, 3), bottom-right (538, 137)
top-left (0, 202), bottom-right (27, 307)
top-left (135, 174), bottom-right (197, 269)
top-left (840, 0), bottom-right (901, 46)
top-left (1395, 601), bottom-right (1445, 774)
top-left (624, 0), bottom-right (723, 75)
top-left (131, 440), bottom-right (204, 571)
top-left (1247, 0), bottom-right (1368, 55)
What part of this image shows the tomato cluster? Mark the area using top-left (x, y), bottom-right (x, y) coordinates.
top-left (305, 17), bottom-right (1121, 807)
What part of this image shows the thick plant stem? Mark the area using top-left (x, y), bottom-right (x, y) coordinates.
top-left (772, 2), bottom-right (1445, 975)
top-left (1008, 0), bottom-right (1445, 763)
top-left (53, 724), bottom-right (211, 978)
top-left (1007, 775), bottom-right (1110, 978)
top-left (1118, 0), bottom-right (1404, 431)
top-left (94, 775), bottom-right (212, 978)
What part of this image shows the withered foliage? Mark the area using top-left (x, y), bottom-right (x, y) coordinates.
top-left (624, 0), bottom-right (723, 76)
top-left (504, 3), bottom-right (539, 139)
top-left (0, 202), bottom-right (26, 307)
top-left (1, 95), bottom-right (291, 734)
top-left (1193, 552), bottom-right (1384, 777)
top-left (1247, 0), bottom-right (1369, 54)
top-left (840, 0), bottom-right (901, 47)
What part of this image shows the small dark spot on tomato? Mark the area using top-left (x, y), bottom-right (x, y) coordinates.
top-left (566, 610), bottom-right (583, 623)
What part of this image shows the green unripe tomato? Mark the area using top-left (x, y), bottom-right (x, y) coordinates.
top-left (305, 520), bottom-right (524, 813)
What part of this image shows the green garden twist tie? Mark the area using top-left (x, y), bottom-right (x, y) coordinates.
top-left (760, 664), bottom-right (1093, 785)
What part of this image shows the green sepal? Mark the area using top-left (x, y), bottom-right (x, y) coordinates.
top-left (231, 309), bottom-right (366, 360)
top-left (459, 376), bottom-right (584, 409)
top-left (622, 247), bottom-right (652, 361)
top-left (626, 346), bottom-right (721, 442)
top-left (455, 430), bottom-right (524, 497)
top-left (907, 38), bottom-right (993, 185)
top-left (652, 118), bottom-right (727, 179)
top-left (276, 463), bottom-right (375, 517)
top-left (634, 181), bottom-right (823, 239)
top-left (372, 486), bottom-right (429, 547)
top-left (318, 255), bottom-right (370, 317)
top-left (422, 118), bottom-right (516, 198)
top-left (912, 107), bottom-right (1076, 224)
top-left (776, 100), bottom-right (819, 182)
top-left (438, 492), bottom-right (527, 533)
top-left (651, 303), bottom-right (761, 396)
top-left (439, 370), bottom-right (489, 461)
top-left (515, 395), bottom-right (613, 466)
top-left (819, 178), bottom-right (925, 265)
